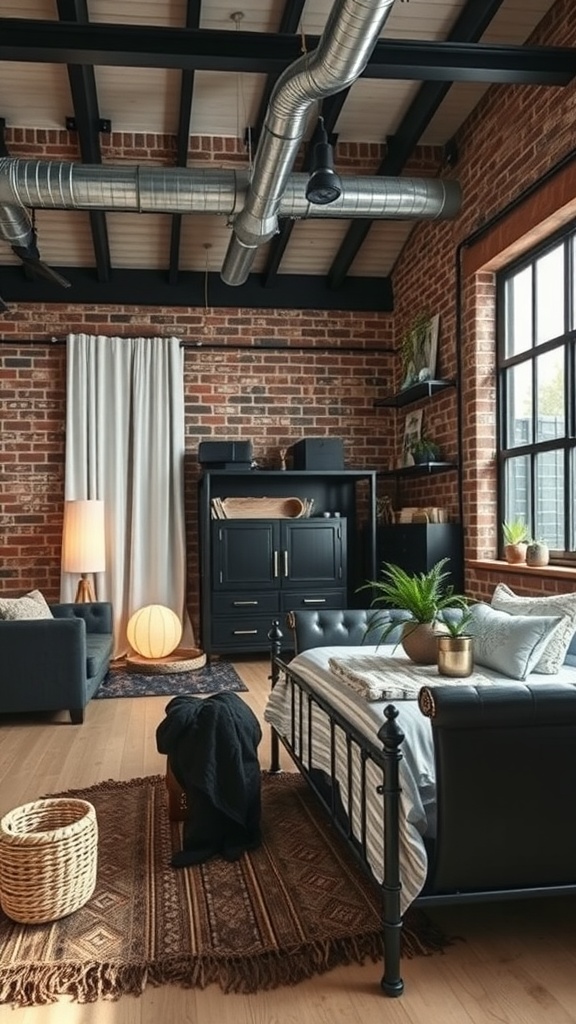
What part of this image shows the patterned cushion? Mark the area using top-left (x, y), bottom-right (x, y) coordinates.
top-left (0, 590), bottom-right (53, 621)
top-left (468, 602), bottom-right (565, 680)
top-left (491, 584), bottom-right (576, 673)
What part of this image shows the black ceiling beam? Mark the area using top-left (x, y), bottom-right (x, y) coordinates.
top-left (56, 0), bottom-right (111, 284)
top-left (327, 0), bottom-right (509, 289)
top-left (262, 92), bottom-right (349, 288)
top-left (1, 21), bottom-right (574, 85)
top-left (0, 265), bottom-right (393, 313)
top-left (169, 0), bottom-right (202, 287)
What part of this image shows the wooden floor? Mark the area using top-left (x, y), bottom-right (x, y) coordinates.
top-left (1, 655), bottom-right (576, 1023)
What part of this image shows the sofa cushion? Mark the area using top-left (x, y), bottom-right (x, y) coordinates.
top-left (0, 590), bottom-right (53, 621)
top-left (491, 584), bottom-right (576, 673)
top-left (85, 635), bottom-right (114, 678)
top-left (468, 602), bottom-right (565, 680)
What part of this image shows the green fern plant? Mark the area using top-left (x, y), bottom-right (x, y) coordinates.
top-left (359, 558), bottom-right (468, 645)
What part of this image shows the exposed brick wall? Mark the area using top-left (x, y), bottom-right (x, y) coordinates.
top-left (1, 0), bottom-right (576, 631)
top-left (0, 316), bottom-right (395, 632)
top-left (390, 0), bottom-right (576, 597)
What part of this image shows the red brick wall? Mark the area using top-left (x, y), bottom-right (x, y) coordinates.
top-left (1, 0), bottom-right (576, 630)
top-left (390, 0), bottom-right (576, 597)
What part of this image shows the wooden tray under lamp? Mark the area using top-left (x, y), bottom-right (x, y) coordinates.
top-left (125, 647), bottom-right (207, 674)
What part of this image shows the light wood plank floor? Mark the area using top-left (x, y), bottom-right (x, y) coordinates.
top-left (1, 655), bottom-right (575, 1023)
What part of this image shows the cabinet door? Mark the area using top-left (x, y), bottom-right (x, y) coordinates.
top-left (212, 521), bottom-right (279, 590)
top-left (281, 520), bottom-right (346, 589)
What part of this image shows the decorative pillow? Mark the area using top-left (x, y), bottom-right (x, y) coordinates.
top-left (491, 583), bottom-right (576, 674)
top-left (0, 590), bottom-right (53, 621)
top-left (468, 602), bottom-right (565, 680)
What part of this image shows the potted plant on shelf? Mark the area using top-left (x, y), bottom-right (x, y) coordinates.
top-left (502, 519), bottom-right (530, 564)
top-left (360, 558), bottom-right (469, 665)
top-left (409, 437), bottom-right (442, 465)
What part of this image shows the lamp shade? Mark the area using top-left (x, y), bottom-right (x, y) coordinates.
top-left (61, 500), bottom-right (106, 573)
top-left (127, 604), bottom-right (182, 659)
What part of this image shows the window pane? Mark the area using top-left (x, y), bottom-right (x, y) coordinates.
top-left (505, 363), bottom-right (532, 447)
top-left (535, 451), bottom-right (564, 548)
top-left (536, 348), bottom-right (565, 441)
top-left (504, 266), bottom-right (532, 357)
top-left (505, 456), bottom-right (530, 530)
top-left (535, 244), bottom-right (564, 345)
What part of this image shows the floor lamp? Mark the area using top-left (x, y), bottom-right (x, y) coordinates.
top-left (61, 499), bottom-right (106, 603)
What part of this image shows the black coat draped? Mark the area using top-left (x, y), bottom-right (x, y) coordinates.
top-left (156, 691), bottom-right (262, 865)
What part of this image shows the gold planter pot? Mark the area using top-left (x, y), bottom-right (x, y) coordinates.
top-left (437, 635), bottom-right (474, 678)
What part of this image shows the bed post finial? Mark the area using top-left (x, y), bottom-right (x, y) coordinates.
top-left (377, 704), bottom-right (406, 997)
top-left (268, 619), bottom-right (283, 773)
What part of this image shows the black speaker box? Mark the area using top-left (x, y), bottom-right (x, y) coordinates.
top-left (291, 437), bottom-right (344, 470)
top-left (198, 440), bottom-right (253, 465)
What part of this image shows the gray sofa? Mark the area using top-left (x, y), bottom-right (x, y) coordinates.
top-left (0, 602), bottom-right (113, 724)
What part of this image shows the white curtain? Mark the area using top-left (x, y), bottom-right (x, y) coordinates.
top-left (61, 334), bottom-right (192, 657)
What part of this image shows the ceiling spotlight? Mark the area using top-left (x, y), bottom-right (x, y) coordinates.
top-left (305, 117), bottom-right (342, 206)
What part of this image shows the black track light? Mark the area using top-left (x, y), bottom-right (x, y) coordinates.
top-left (305, 117), bottom-right (342, 206)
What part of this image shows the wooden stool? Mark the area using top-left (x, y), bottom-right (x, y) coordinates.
top-left (166, 762), bottom-right (188, 821)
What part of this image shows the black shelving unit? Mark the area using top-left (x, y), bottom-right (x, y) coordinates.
top-left (198, 469), bottom-right (377, 656)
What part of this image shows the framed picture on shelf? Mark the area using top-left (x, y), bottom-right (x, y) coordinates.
top-left (401, 408), bottom-right (423, 466)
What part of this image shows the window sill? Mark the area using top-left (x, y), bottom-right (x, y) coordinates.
top-left (468, 559), bottom-right (576, 582)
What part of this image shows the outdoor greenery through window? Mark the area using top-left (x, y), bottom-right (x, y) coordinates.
top-left (497, 223), bottom-right (576, 562)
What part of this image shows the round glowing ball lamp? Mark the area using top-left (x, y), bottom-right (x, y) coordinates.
top-left (127, 604), bottom-right (182, 660)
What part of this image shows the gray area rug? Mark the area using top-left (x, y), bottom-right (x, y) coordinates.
top-left (95, 662), bottom-right (247, 699)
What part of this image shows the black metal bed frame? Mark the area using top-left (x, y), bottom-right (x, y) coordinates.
top-left (268, 620), bottom-right (576, 998)
top-left (269, 622), bottom-right (406, 995)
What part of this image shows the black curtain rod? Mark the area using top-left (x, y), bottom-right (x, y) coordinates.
top-left (180, 340), bottom-right (394, 354)
top-left (0, 336), bottom-right (395, 355)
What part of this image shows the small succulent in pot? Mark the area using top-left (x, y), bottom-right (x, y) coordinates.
top-left (502, 518), bottom-right (530, 564)
top-left (409, 437), bottom-right (442, 465)
top-left (526, 538), bottom-right (550, 567)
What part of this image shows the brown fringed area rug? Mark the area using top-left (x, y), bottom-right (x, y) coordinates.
top-left (0, 772), bottom-right (446, 1007)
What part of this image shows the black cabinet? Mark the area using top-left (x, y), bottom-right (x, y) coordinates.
top-left (198, 469), bottom-right (375, 656)
top-left (209, 518), bottom-right (346, 654)
top-left (376, 523), bottom-right (463, 592)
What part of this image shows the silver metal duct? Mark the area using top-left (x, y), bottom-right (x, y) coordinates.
top-left (221, 0), bottom-right (399, 286)
top-left (0, 160), bottom-right (461, 240)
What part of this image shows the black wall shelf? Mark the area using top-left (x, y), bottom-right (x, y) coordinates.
top-left (378, 461), bottom-right (458, 480)
top-left (374, 379), bottom-right (456, 408)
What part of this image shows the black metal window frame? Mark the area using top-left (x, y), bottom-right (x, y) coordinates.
top-left (496, 219), bottom-right (576, 563)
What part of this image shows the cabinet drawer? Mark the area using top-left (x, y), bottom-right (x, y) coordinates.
top-left (212, 592), bottom-right (280, 616)
top-left (280, 590), bottom-right (346, 612)
top-left (211, 616), bottom-right (278, 651)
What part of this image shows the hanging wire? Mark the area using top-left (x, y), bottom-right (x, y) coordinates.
top-left (203, 243), bottom-right (212, 311)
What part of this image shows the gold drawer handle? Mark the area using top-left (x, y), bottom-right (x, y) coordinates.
top-left (233, 629), bottom-right (259, 635)
top-left (233, 600), bottom-right (258, 606)
top-left (303, 598), bottom-right (327, 604)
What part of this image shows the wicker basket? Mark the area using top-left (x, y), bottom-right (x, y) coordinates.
top-left (0, 798), bottom-right (98, 924)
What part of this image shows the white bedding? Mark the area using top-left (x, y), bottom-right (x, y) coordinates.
top-left (264, 644), bottom-right (576, 913)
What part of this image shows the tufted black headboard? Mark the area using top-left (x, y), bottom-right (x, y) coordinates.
top-left (286, 608), bottom-right (411, 655)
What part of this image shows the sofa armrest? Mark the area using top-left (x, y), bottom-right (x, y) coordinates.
top-left (51, 601), bottom-right (113, 635)
top-left (0, 617), bottom-right (87, 710)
